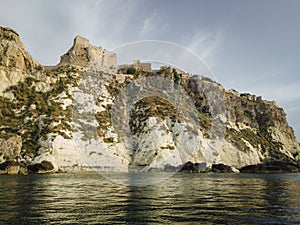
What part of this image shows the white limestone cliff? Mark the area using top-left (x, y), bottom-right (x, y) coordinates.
top-left (0, 26), bottom-right (299, 173)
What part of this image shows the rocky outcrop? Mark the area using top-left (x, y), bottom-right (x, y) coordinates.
top-left (0, 160), bottom-right (54, 175)
top-left (0, 26), bottom-right (41, 94)
top-left (211, 164), bottom-right (234, 173)
top-left (0, 135), bottom-right (22, 161)
top-left (0, 160), bottom-right (19, 174)
top-left (219, 90), bottom-right (300, 168)
top-left (240, 161), bottom-right (300, 173)
top-left (0, 160), bottom-right (28, 175)
top-left (179, 161), bottom-right (209, 173)
top-left (0, 27), bottom-right (40, 71)
top-left (0, 26), bottom-right (299, 174)
top-left (27, 160), bottom-right (55, 174)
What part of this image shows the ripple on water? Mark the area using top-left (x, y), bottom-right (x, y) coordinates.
top-left (0, 173), bottom-right (300, 224)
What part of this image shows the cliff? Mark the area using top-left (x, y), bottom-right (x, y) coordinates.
top-left (0, 26), bottom-right (299, 173)
top-left (0, 26), bottom-right (41, 95)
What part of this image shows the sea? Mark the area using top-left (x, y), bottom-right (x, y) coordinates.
top-left (0, 172), bottom-right (300, 224)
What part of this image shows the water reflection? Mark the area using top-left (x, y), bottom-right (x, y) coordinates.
top-left (0, 175), bottom-right (47, 224)
top-left (0, 173), bottom-right (300, 224)
top-left (263, 174), bottom-right (300, 223)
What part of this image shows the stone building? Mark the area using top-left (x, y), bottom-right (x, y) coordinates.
top-left (59, 36), bottom-right (117, 72)
top-left (118, 60), bottom-right (152, 74)
top-left (159, 65), bottom-right (189, 79)
top-left (132, 60), bottom-right (152, 72)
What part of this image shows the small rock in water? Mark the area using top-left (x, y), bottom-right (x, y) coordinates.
top-left (179, 161), bottom-right (208, 173)
top-left (28, 160), bottom-right (55, 174)
top-left (212, 164), bottom-right (234, 173)
top-left (239, 161), bottom-right (300, 174)
top-left (0, 160), bottom-right (20, 175)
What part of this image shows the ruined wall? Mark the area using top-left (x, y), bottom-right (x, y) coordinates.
top-left (59, 35), bottom-right (117, 72)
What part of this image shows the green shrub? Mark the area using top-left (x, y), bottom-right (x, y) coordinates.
top-left (103, 137), bottom-right (114, 143)
top-left (126, 67), bottom-right (136, 75)
top-left (173, 69), bottom-right (181, 84)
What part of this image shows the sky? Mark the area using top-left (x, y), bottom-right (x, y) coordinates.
top-left (1, 0), bottom-right (300, 139)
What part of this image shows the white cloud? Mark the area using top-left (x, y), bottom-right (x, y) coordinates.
top-left (139, 10), bottom-right (168, 39)
top-left (65, 0), bottom-right (140, 48)
top-left (186, 30), bottom-right (224, 65)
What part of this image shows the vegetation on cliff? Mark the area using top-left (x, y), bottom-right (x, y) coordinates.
top-left (0, 26), bottom-right (299, 173)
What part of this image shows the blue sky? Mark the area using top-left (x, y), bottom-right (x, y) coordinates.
top-left (1, 0), bottom-right (300, 139)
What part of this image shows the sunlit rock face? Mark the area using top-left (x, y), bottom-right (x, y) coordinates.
top-left (0, 26), bottom-right (41, 94)
top-left (0, 26), bottom-right (299, 172)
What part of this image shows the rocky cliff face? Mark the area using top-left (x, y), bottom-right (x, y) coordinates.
top-left (0, 26), bottom-right (299, 172)
top-left (0, 27), bottom-right (41, 96)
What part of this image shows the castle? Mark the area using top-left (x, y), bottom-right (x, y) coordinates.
top-left (58, 35), bottom-right (189, 78)
top-left (59, 35), bottom-right (118, 72)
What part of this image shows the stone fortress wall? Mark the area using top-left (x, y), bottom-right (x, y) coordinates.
top-left (59, 36), bottom-right (117, 72)
top-left (57, 35), bottom-right (190, 78)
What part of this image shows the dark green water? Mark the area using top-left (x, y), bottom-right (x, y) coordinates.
top-left (0, 173), bottom-right (300, 224)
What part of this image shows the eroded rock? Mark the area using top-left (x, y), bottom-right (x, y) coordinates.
top-left (240, 161), bottom-right (300, 174)
top-left (28, 160), bottom-right (55, 174)
top-left (212, 164), bottom-right (234, 173)
top-left (0, 160), bottom-right (20, 175)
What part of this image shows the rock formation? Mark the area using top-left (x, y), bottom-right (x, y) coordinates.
top-left (0, 26), bottom-right (41, 95)
top-left (0, 135), bottom-right (22, 160)
top-left (0, 26), bottom-right (299, 173)
top-left (59, 35), bottom-right (117, 72)
top-left (0, 160), bottom-right (54, 175)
